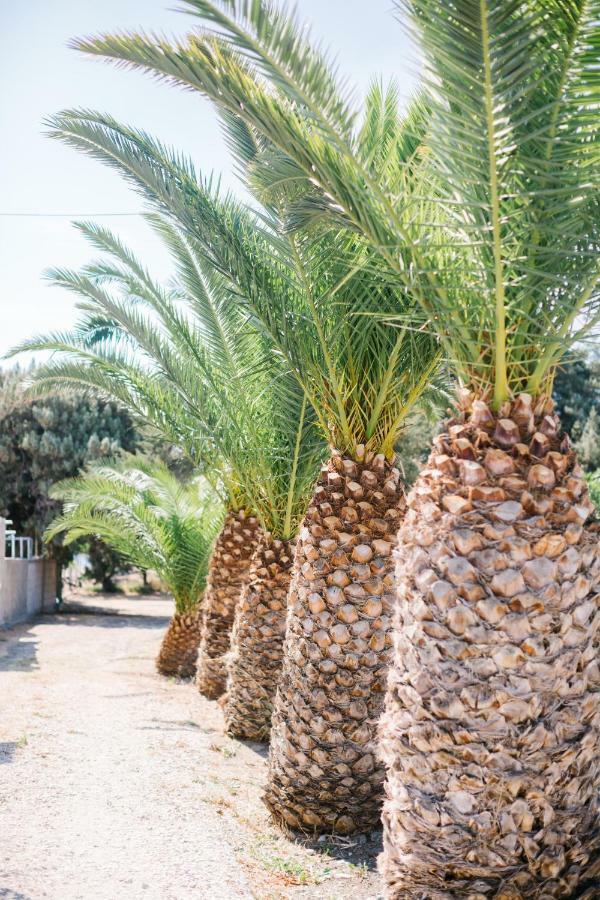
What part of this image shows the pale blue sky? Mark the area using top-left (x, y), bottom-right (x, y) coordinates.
top-left (0, 1), bottom-right (417, 360)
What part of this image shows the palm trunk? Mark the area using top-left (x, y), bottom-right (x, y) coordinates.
top-left (55, 558), bottom-right (64, 602)
top-left (224, 534), bottom-right (296, 741)
top-left (196, 509), bottom-right (262, 699)
top-left (265, 450), bottom-right (405, 834)
top-left (380, 393), bottom-right (600, 897)
top-left (156, 609), bottom-right (203, 678)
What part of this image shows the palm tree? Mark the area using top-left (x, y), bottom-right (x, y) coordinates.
top-left (38, 93), bottom-right (442, 831)
top-left (13, 218), bottom-right (266, 700)
top-left (13, 210), bottom-right (324, 728)
top-left (47, 457), bottom-right (223, 677)
top-left (68, 0), bottom-right (600, 889)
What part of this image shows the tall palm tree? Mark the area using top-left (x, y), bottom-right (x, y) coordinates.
top-left (13, 210), bottom-right (324, 725)
top-left (71, 0), bottom-right (600, 891)
top-left (47, 457), bottom-right (223, 677)
top-left (38, 94), bottom-right (442, 831)
top-left (68, 0), bottom-right (599, 890)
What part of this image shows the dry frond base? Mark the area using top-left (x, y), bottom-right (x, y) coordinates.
top-left (156, 610), bottom-right (203, 679)
top-left (224, 534), bottom-right (296, 741)
top-left (380, 393), bottom-right (600, 898)
top-left (265, 450), bottom-right (406, 834)
top-left (196, 510), bottom-right (262, 699)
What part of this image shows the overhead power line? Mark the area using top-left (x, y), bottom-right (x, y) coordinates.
top-left (0, 212), bottom-right (143, 218)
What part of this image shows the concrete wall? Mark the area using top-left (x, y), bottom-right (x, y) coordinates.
top-left (0, 559), bottom-right (57, 628)
top-left (0, 517), bottom-right (57, 627)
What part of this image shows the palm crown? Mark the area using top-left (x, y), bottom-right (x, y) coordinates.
top-left (72, 0), bottom-right (599, 409)
top-left (47, 457), bottom-right (223, 614)
top-left (40, 97), bottom-right (442, 462)
top-left (13, 210), bottom-right (324, 540)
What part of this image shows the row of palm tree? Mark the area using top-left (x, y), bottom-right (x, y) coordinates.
top-left (21, 110), bottom-right (443, 827)
top-left (22, 205), bottom-right (324, 711)
top-left (11, 0), bottom-right (599, 895)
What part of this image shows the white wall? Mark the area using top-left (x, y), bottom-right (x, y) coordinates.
top-left (0, 518), bottom-right (57, 627)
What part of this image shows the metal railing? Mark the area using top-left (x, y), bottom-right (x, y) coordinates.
top-left (4, 521), bottom-right (39, 560)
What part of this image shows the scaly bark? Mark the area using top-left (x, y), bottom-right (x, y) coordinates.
top-left (156, 609), bottom-right (203, 679)
top-left (196, 509), bottom-right (262, 699)
top-left (380, 393), bottom-right (600, 898)
top-left (265, 450), bottom-right (405, 834)
top-left (224, 534), bottom-right (296, 741)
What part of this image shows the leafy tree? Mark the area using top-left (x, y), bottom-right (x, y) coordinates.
top-left (575, 408), bottom-right (600, 472)
top-left (84, 536), bottom-right (128, 593)
top-left (587, 471), bottom-right (600, 511)
top-left (553, 352), bottom-right (600, 443)
top-left (553, 353), bottom-right (600, 483)
top-left (0, 365), bottom-right (138, 596)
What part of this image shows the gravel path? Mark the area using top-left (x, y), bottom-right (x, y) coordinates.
top-left (0, 594), bottom-right (382, 900)
top-left (0, 596), bottom-right (252, 900)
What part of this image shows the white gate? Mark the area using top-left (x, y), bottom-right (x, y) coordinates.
top-left (4, 519), bottom-right (37, 560)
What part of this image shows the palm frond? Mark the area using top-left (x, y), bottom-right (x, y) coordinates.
top-left (392, 0), bottom-right (600, 404)
top-left (11, 194), bottom-right (324, 536)
top-left (9, 335), bottom-right (223, 478)
top-left (48, 456), bottom-right (224, 612)
top-left (73, 2), bottom-right (600, 405)
top-left (175, 0), bottom-right (359, 139)
top-left (45, 109), bottom-right (443, 458)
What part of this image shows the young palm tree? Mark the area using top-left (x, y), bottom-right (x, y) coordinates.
top-left (69, 0), bottom-right (599, 888)
top-left (39, 102), bottom-right (442, 831)
top-left (13, 218), bottom-right (266, 699)
top-left (47, 457), bottom-right (223, 677)
top-left (13, 211), bottom-right (324, 725)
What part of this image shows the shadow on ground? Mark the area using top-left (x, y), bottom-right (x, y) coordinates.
top-left (0, 601), bottom-right (167, 674)
top-left (239, 738), bottom-right (269, 760)
top-left (56, 607), bottom-right (168, 630)
top-left (0, 628), bottom-right (40, 672)
top-left (0, 742), bottom-right (21, 765)
top-left (235, 734), bottom-right (381, 870)
top-left (0, 890), bottom-right (36, 900)
top-left (135, 717), bottom-right (219, 735)
top-left (298, 830), bottom-right (382, 872)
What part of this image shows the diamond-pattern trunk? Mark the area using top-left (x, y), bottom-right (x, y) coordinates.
top-left (224, 534), bottom-right (296, 741)
top-left (156, 610), bottom-right (203, 679)
top-left (195, 509), bottom-right (262, 700)
top-left (265, 451), bottom-right (405, 834)
top-left (380, 394), bottom-right (600, 898)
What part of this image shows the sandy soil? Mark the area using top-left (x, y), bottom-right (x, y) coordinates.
top-left (0, 593), bottom-right (383, 900)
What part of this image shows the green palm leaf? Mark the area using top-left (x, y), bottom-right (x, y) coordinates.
top-left (47, 457), bottom-right (224, 613)
top-left (72, 0), bottom-right (599, 405)
top-left (42, 108), bottom-right (444, 459)
top-left (10, 203), bottom-right (324, 538)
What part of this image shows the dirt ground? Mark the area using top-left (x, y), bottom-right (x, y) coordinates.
top-left (0, 590), bottom-right (383, 900)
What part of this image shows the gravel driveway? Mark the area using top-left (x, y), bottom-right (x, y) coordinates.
top-left (0, 594), bottom-right (382, 900)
